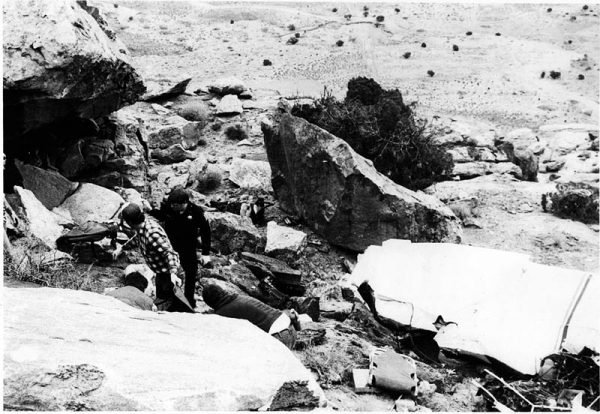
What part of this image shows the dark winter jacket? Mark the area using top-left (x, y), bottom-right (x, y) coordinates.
top-left (203, 285), bottom-right (282, 333)
top-left (151, 202), bottom-right (211, 258)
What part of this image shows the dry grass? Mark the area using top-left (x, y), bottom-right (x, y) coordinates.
top-left (4, 255), bottom-right (100, 292)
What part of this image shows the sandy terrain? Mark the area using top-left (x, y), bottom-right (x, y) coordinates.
top-left (99, 1), bottom-right (599, 132)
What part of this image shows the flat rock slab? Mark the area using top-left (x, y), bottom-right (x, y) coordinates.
top-left (13, 186), bottom-right (65, 249)
top-left (241, 252), bottom-right (302, 284)
top-left (59, 183), bottom-right (124, 225)
top-left (265, 221), bottom-right (307, 255)
top-left (3, 287), bottom-right (325, 411)
top-left (15, 161), bottom-right (78, 210)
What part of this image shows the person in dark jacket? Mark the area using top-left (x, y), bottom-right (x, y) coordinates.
top-left (105, 271), bottom-right (156, 311)
top-left (202, 284), bottom-right (300, 350)
top-left (151, 188), bottom-right (211, 309)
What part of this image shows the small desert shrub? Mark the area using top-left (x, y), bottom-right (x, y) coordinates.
top-left (177, 102), bottom-right (210, 122)
top-left (287, 24), bottom-right (296, 31)
top-left (224, 123), bottom-right (248, 141)
top-left (542, 183), bottom-right (599, 224)
top-left (291, 77), bottom-right (453, 190)
top-left (211, 122), bottom-right (222, 131)
top-left (196, 167), bottom-right (222, 192)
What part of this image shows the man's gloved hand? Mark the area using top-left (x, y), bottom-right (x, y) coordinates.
top-left (171, 274), bottom-right (182, 287)
top-left (111, 245), bottom-right (122, 261)
top-left (200, 255), bottom-right (212, 266)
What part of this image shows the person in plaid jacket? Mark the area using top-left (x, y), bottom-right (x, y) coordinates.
top-left (113, 203), bottom-right (193, 312)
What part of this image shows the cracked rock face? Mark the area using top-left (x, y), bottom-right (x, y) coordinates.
top-left (262, 114), bottom-right (462, 252)
top-left (3, 0), bottom-right (145, 139)
top-left (3, 288), bottom-right (325, 411)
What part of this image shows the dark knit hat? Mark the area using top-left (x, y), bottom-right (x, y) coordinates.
top-left (121, 203), bottom-right (144, 225)
top-left (167, 188), bottom-right (190, 204)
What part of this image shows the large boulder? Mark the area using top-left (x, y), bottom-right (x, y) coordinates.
top-left (3, 0), bottom-right (145, 139)
top-left (204, 212), bottom-right (265, 254)
top-left (262, 114), bottom-right (462, 251)
top-left (59, 183), bottom-right (124, 225)
top-left (93, 110), bottom-right (150, 194)
top-left (15, 161), bottom-right (78, 210)
top-left (3, 287), bottom-right (325, 411)
top-left (13, 187), bottom-right (65, 249)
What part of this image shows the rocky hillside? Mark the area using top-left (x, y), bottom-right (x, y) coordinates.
top-left (3, 0), bottom-right (599, 412)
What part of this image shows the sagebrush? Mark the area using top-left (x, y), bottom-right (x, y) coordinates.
top-left (542, 182), bottom-right (599, 224)
top-left (291, 77), bottom-right (453, 190)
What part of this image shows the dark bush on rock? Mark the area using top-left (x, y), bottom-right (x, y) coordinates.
top-left (543, 183), bottom-right (599, 224)
top-left (291, 78), bottom-right (453, 190)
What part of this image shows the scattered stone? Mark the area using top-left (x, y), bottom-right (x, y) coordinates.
top-left (151, 144), bottom-right (196, 164)
top-left (320, 300), bottom-right (353, 321)
top-left (294, 326), bottom-right (326, 350)
top-left (395, 8), bottom-right (400, 13)
top-left (263, 59), bottom-right (272, 66)
top-left (240, 252), bottom-right (304, 296)
top-left (578, 74), bottom-right (585, 80)
top-left (336, 40), bottom-right (344, 47)
top-left (544, 160), bottom-right (565, 173)
top-left (3, 0), bottom-right (144, 138)
top-left (499, 142), bottom-right (539, 181)
top-left (332, 8), bottom-right (337, 12)
top-left (427, 70), bottom-right (435, 77)
top-left (495, 32), bottom-right (501, 36)
top-left (288, 24), bottom-right (296, 31)
top-left (421, 42), bottom-right (427, 47)
top-left (228, 158), bottom-right (273, 191)
top-left (13, 186), bottom-right (65, 249)
top-left (466, 31), bottom-right (472, 35)
top-left (295, 32), bottom-right (301, 38)
top-left (541, 71), bottom-right (546, 78)
top-left (230, 19), bottom-right (234, 24)
top-left (549, 71), bottom-right (561, 79)
top-left (547, 7), bottom-right (552, 12)
top-left (286, 36), bottom-right (299, 45)
top-left (205, 212), bottom-right (265, 254)
top-left (289, 297), bottom-right (320, 322)
top-left (15, 160), bottom-right (78, 210)
top-left (4, 287), bottom-right (325, 411)
top-left (376, 15), bottom-right (385, 22)
top-left (394, 398), bottom-right (416, 412)
top-left (403, 52), bottom-right (411, 59)
top-left (216, 95), bottom-right (243, 115)
top-left (265, 221), bottom-right (308, 256)
top-left (59, 183), bottom-right (124, 225)
top-left (583, 4), bottom-right (589, 10)
top-left (262, 114), bottom-right (461, 252)
top-left (452, 44), bottom-right (459, 51)
top-left (142, 78), bottom-right (191, 102)
top-left (207, 77), bottom-right (246, 96)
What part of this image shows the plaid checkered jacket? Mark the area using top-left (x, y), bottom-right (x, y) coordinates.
top-left (133, 217), bottom-right (180, 278)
